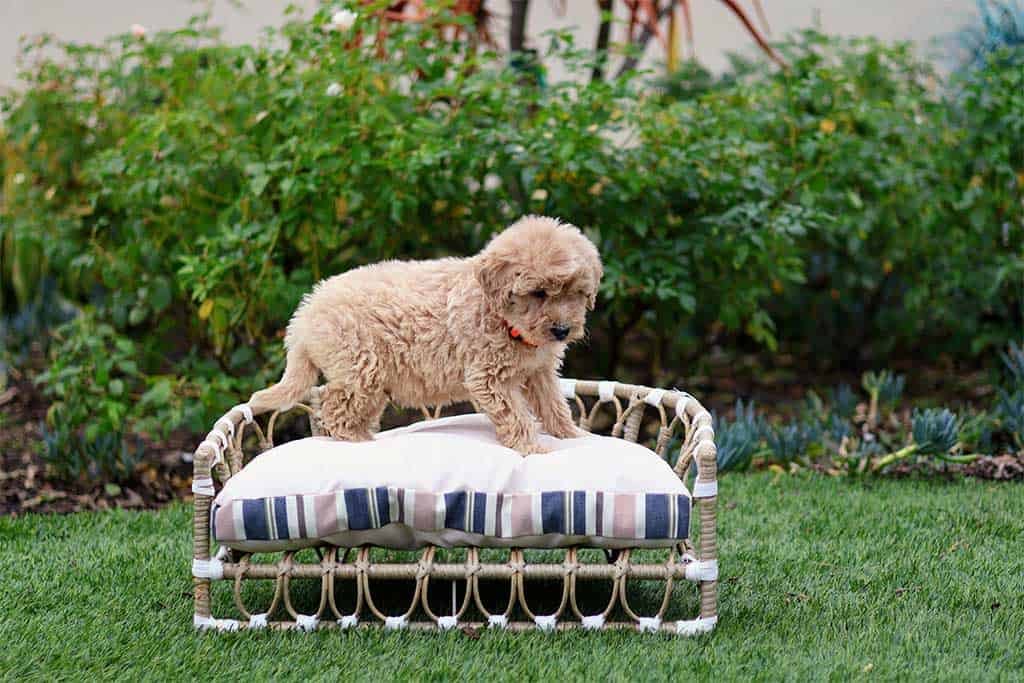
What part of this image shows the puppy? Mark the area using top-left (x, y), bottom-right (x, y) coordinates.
top-left (248, 215), bottom-right (602, 455)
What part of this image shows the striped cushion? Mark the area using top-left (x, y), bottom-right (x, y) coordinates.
top-left (212, 414), bottom-right (690, 551)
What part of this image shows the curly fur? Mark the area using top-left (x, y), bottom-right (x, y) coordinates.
top-left (249, 215), bottom-right (603, 454)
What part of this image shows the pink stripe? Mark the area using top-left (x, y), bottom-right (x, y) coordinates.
top-left (414, 492), bottom-right (436, 530)
top-left (314, 493), bottom-right (338, 535)
top-left (215, 505), bottom-right (234, 540)
top-left (509, 494), bottom-right (534, 536)
top-left (612, 494), bottom-right (636, 538)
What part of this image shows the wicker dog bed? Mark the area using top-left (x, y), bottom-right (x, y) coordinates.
top-left (190, 379), bottom-right (719, 634)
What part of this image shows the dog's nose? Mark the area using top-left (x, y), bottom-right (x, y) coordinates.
top-left (550, 324), bottom-right (570, 341)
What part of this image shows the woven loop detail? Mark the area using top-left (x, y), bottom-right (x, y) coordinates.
top-left (277, 557), bottom-right (294, 577)
top-left (487, 614), bottom-right (508, 629)
top-left (437, 616), bottom-right (458, 630)
top-left (509, 561), bottom-right (525, 576)
top-left (338, 615), bottom-right (359, 629)
top-left (416, 560), bottom-right (433, 580)
top-left (465, 562), bottom-right (482, 578)
top-left (248, 613), bottom-right (268, 629)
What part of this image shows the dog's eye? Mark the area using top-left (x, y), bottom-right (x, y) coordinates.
top-left (530, 289), bottom-right (547, 300)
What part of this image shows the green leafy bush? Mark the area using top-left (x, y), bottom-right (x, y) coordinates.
top-left (0, 7), bottom-right (1021, 469)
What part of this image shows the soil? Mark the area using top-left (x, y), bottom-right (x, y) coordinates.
top-left (2, 356), bottom-right (1021, 517)
top-left (1, 380), bottom-right (194, 517)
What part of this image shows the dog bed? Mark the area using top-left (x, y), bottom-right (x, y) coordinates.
top-left (191, 379), bottom-right (719, 634)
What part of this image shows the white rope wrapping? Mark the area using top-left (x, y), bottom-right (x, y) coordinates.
top-left (675, 616), bottom-right (718, 636)
top-left (487, 614), bottom-right (508, 629)
top-left (193, 615), bottom-right (239, 631)
top-left (231, 403), bottom-right (254, 424)
top-left (437, 616), bottom-right (458, 631)
top-left (581, 615), bottom-right (605, 630)
top-left (597, 381), bottom-right (617, 402)
top-left (208, 429), bottom-right (228, 451)
top-left (643, 388), bottom-right (666, 406)
top-left (694, 425), bottom-right (715, 442)
top-left (248, 613), bottom-right (268, 629)
top-left (199, 439), bottom-right (224, 466)
top-left (534, 615), bottom-right (557, 632)
top-left (684, 559), bottom-right (719, 582)
top-left (384, 616), bottom-right (408, 630)
top-left (214, 417), bottom-right (235, 438)
top-left (692, 480), bottom-right (718, 498)
top-left (637, 617), bottom-right (662, 633)
top-left (192, 558), bottom-right (224, 580)
top-left (191, 477), bottom-right (215, 497)
top-left (559, 378), bottom-right (577, 399)
top-left (675, 395), bottom-right (692, 420)
top-left (295, 614), bottom-right (319, 631)
top-left (338, 615), bottom-right (359, 629)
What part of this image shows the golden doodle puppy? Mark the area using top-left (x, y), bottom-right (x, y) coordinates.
top-left (249, 215), bottom-right (603, 455)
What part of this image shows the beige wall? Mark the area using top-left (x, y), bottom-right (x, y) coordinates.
top-left (1, 1), bottom-right (975, 87)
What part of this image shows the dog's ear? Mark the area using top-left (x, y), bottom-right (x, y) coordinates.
top-left (583, 242), bottom-right (603, 310)
top-left (475, 252), bottom-right (517, 305)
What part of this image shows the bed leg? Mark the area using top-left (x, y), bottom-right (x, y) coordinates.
top-left (696, 441), bottom-right (718, 623)
top-left (192, 447), bottom-right (214, 625)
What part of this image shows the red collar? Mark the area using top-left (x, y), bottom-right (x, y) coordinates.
top-left (505, 321), bottom-right (538, 347)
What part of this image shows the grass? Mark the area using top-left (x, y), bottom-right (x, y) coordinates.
top-left (2, 473), bottom-right (1022, 681)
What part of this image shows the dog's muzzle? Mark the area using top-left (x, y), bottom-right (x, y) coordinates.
top-left (550, 324), bottom-right (570, 341)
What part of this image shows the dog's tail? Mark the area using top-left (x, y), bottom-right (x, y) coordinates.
top-left (248, 346), bottom-right (319, 414)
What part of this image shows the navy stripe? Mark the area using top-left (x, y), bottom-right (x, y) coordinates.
top-left (242, 498), bottom-right (269, 540)
top-left (644, 494), bottom-right (669, 539)
top-left (573, 492), bottom-right (587, 535)
top-left (344, 489), bottom-right (371, 530)
top-left (676, 495), bottom-right (690, 539)
top-left (210, 503), bottom-right (219, 542)
top-left (444, 491), bottom-right (468, 531)
top-left (472, 492), bottom-right (487, 534)
top-left (375, 487), bottom-right (391, 526)
top-left (541, 491), bottom-right (565, 534)
top-left (274, 497), bottom-right (290, 540)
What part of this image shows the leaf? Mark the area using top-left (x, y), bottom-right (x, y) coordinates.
top-left (150, 278), bottom-right (173, 312)
top-left (198, 299), bottom-right (214, 320)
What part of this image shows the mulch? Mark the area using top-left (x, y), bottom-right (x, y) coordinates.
top-left (1, 381), bottom-right (194, 517)
top-left (2, 372), bottom-right (1021, 518)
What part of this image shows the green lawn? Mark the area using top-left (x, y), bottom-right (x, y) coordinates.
top-left (2, 473), bottom-right (1022, 681)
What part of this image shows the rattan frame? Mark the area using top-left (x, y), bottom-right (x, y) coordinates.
top-left (191, 379), bottom-right (718, 634)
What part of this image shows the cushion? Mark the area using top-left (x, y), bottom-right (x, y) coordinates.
top-left (212, 414), bottom-right (690, 552)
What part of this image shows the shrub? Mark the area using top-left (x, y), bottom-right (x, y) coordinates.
top-left (0, 7), bottom-right (1021, 460)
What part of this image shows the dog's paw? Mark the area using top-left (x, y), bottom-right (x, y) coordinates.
top-left (520, 442), bottom-right (551, 456)
top-left (547, 424), bottom-right (587, 440)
